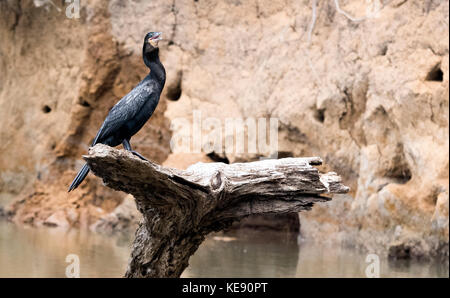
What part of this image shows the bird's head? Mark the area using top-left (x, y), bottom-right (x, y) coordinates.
top-left (144, 32), bottom-right (163, 50)
top-left (143, 32), bottom-right (163, 68)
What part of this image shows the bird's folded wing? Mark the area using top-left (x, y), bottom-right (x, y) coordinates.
top-left (91, 81), bottom-right (156, 145)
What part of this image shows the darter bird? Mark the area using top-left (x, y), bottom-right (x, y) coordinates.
top-left (68, 32), bottom-right (165, 192)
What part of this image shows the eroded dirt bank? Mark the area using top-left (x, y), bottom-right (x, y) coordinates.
top-left (0, 0), bottom-right (448, 258)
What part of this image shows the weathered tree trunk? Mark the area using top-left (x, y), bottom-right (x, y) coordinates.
top-left (84, 144), bottom-right (349, 277)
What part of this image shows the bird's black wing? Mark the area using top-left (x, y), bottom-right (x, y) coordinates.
top-left (91, 79), bottom-right (156, 145)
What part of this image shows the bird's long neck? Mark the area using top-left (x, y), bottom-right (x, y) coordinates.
top-left (144, 48), bottom-right (166, 88)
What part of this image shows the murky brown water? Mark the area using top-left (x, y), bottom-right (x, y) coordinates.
top-left (0, 221), bottom-right (447, 278)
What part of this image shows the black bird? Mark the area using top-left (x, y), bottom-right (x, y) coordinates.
top-left (68, 32), bottom-right (165, 192)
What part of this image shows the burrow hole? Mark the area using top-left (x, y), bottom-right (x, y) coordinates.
top-left (42, 105), bottom-right (52, 113)
top-left (313, 108), bottom-right (325, 123)
top-left (426, 63), bottom-right (443, 82)
top-left (207, 152), bottom-right (230, 164)
top-left (166, 72), bottom-right (182, 101)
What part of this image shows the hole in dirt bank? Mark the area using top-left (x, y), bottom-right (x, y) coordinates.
top-left (80, 100), bottom-right (91, 107)
top-left (277, 151), bottom-right (294, 158)
top-left (385, 164), bottom-right (412, 184)
top-left (313, 108), bottom-right (325, 123)
top-left (380, 45), bottom-right (388, 56)
top-left (42, 105), bottom-right (52, 113)
top-left (382, 143), bottom-right (413, 185)
top-left (166, 83), bottom-right (182, 101)
top-left (426, 63), bottom-right (443, 82)
top-left (166, 75), bottom-right (182, 101)
top-left (207, 152), bottom-right (230, 164)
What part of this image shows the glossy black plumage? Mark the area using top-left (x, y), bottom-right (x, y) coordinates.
top-left (68, 32), bottom-right (165, 192)
top-left (92, 75), bottom-right (162, 147)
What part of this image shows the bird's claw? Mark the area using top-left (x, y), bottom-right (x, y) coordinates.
top-left (131, 151), bottom-right (148, 161)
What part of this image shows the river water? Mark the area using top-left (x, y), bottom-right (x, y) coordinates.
top-left (0, 221), bottom-right (447, 278)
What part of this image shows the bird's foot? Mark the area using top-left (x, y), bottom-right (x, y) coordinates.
top-left (131, 150), bottom-right (148, 161)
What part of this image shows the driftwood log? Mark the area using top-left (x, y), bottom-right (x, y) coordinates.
top-left (84, 144), bottom-right (349, 277)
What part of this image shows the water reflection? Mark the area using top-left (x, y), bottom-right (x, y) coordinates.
top-left (0, 221), bottom-right (448, 278)
top-left (184, 230), bottom-right (449, 278)
top-left (182, 230), bottom-right (299, 278)
top-left (0, 221), bottom-right (131, 277)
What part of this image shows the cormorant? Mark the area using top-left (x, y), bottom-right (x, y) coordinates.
top-left (68, 31), bottom-right (165, 192)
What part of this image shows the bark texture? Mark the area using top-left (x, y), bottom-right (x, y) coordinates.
top-left (84, 144), bottom-right (349, 277)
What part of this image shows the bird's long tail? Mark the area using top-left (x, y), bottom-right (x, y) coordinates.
top-left (68, 163), bottom-right (90, 192)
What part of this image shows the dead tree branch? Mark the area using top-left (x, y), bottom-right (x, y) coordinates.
top-left (84, 144), bottom-right (349, 277)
